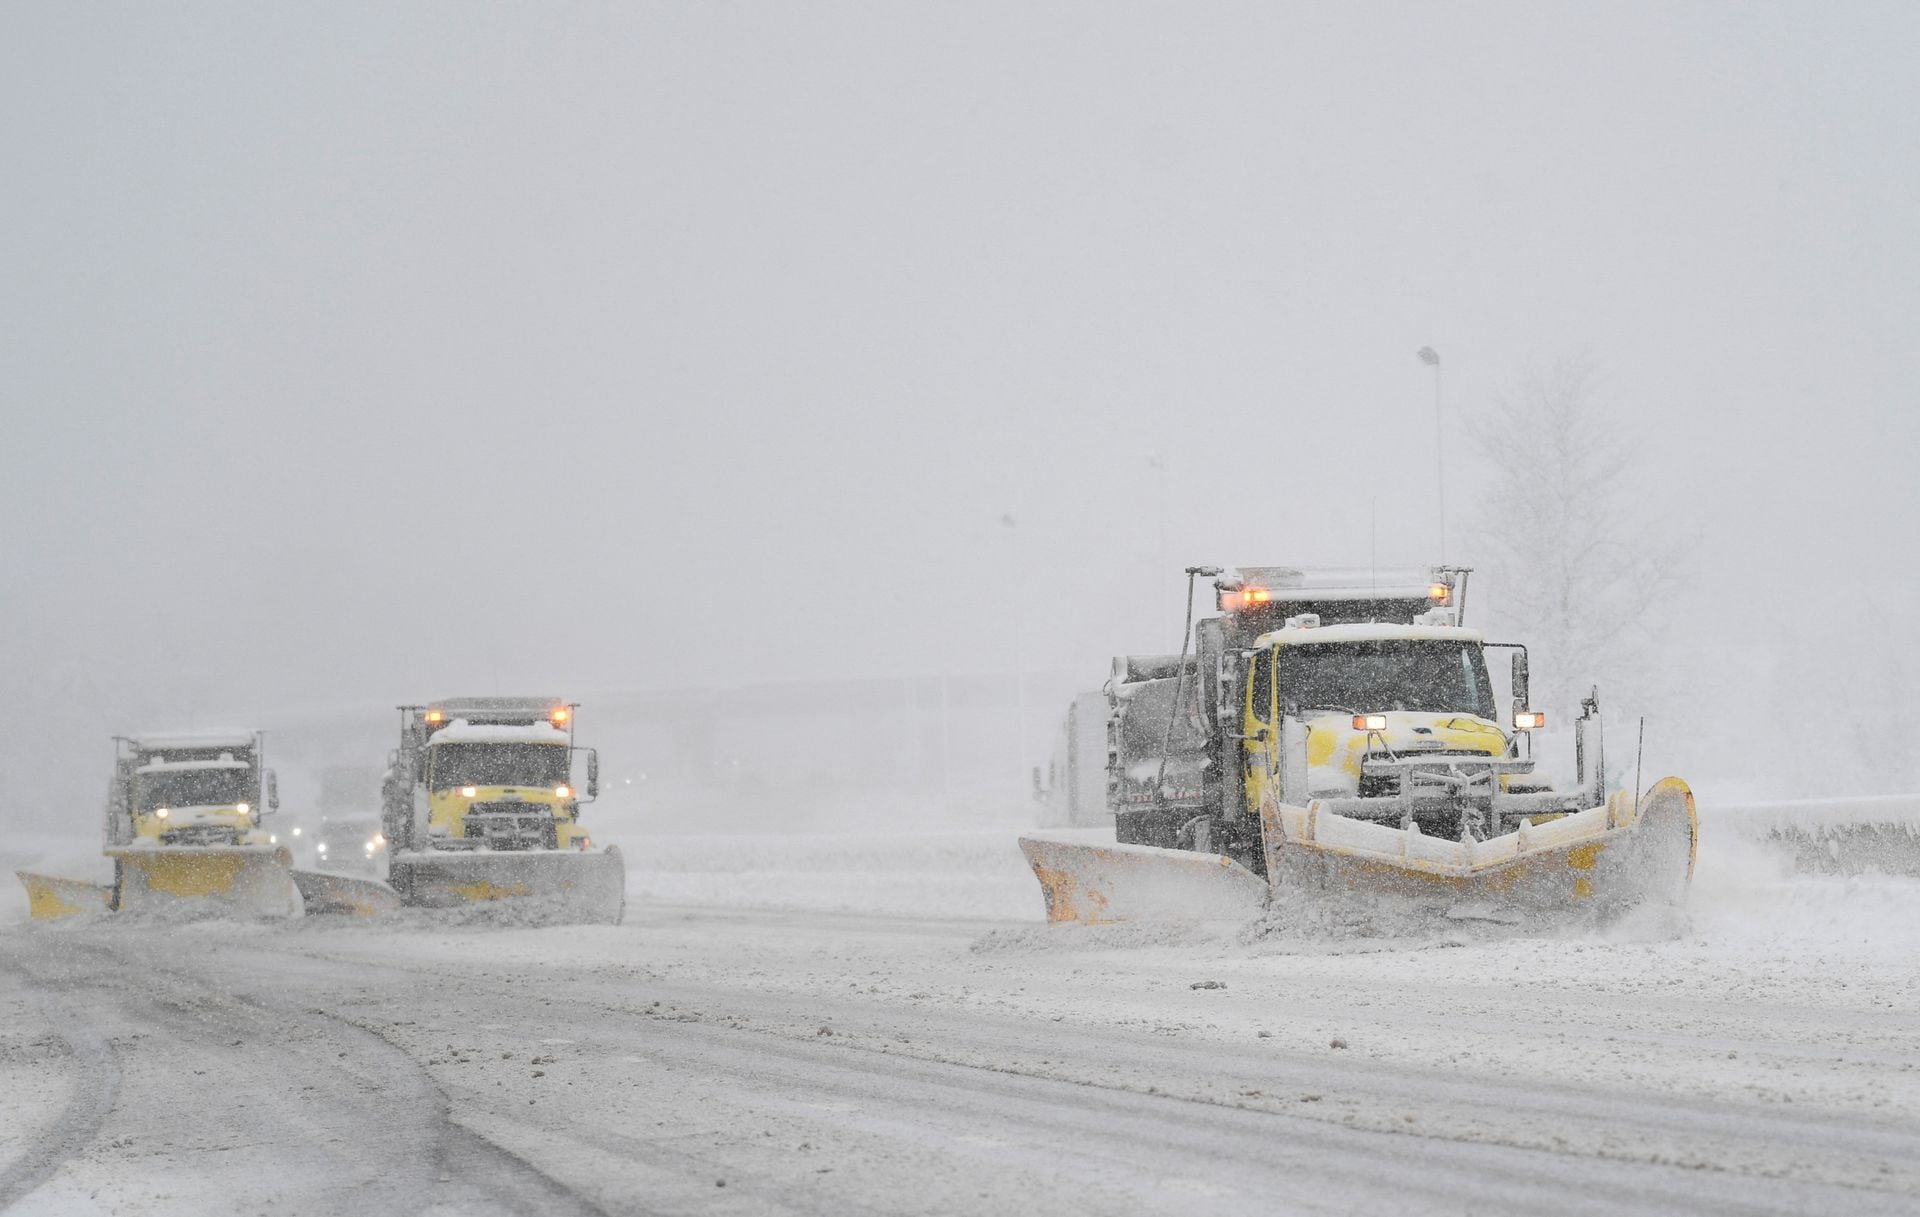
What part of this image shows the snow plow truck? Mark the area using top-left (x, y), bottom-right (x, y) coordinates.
top-left (18, 732), bottom-right (300, 919)
top-left (1020, 566), bottom-right (1698, 928)
top-left (380, 698), bottom-right (624, 924)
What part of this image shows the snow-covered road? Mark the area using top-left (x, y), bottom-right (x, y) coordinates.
top-left (4, 830), bottom-right (1919, 1217)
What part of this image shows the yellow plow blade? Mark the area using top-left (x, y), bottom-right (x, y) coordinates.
top-left (386, 846), bottom-right (625, 925)
top-left (106, 845), bottom-right (301, 918)
top-left (1017, 834), bottom-right (1269, 924)
top-left (290, 869), bottom-right (403, 917)
top-left (1259, 778), bottom-right (1698, 925)
top-left (16, 871), bottom-right (113, 920)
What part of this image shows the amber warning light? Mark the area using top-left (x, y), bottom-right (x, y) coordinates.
top-left (1223, 588), bottom-right (1273, 612)
top-left (425, 709), bottom-right (445, 725)
top-left (550, 707), bottom-right (571, 726)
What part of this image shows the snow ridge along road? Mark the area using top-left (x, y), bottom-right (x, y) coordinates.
top-left (1, 830), bottom-right (1917, 1215)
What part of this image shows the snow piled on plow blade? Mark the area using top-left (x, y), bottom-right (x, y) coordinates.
top-left (106, 845), bottom-right (302, 918)
top-left (1703, 794), bottom-right (1920, 876)
top-left (1019, 780), bottom-right (1698, 937)
top-left (1255, 778), bottom-right (1699, 935)
top-left (1259, 775), bottom-right (1697, 929)
top-left (386, 846), bottom-right (625, 925)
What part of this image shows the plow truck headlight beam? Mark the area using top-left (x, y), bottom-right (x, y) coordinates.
top-left (1513, 710), bottom-right (1547, 730)
top-left (460, 786), bottom-right (477, 798)
top-left (1353, 714), bottom-right (1389, 731)
top-left (155, 808), bottom-right (169, 819)
top-left (555, 785), bottom-right (571, 799)
top-left (238, 802), bottom-right (250, 815)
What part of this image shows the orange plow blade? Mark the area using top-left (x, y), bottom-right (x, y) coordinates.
top-left (1017, 834), bottom-right (1268, 924)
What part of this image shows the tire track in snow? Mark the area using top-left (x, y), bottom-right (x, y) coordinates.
top-left (0, 945), bottom-right (121, 1213)
top-left (1, 930), bottom-right (613, 1217)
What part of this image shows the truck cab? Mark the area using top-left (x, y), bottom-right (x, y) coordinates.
top-left (387, 698), bottom-right (600, 855)
top-left (110, 733), bottom-right (277, 848)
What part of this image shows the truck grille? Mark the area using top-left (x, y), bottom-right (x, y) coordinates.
top-left (463, 802), bottom-right (555, 850)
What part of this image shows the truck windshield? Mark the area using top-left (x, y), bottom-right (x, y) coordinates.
top-left (429, 743), bottom-right (569, 790)
top-left (137, 768), bottom-right (255, 811)
top-left (1276, 640), bottom-right (1495, 719)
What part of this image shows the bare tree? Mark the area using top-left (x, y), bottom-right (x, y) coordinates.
top-left (1466, 358), bottom-right (1690, 722)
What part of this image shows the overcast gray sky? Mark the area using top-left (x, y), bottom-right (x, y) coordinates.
top-left (4, 2), bottom-right (1916, 810)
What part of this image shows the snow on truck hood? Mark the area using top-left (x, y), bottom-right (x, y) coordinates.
top-left (1254, 622), bottom-right (1485, 648)
top-left (429, 720), bottom-right (570, 745)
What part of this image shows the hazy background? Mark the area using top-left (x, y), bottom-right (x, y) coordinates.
top-left (4, 2), bottom-right (1917, 836)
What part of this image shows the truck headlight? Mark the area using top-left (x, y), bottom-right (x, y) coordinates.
top-left (1352, 714), bottom-right (1388, 732)
top-left (555, 785), bottom-right (571, 799)
top-left (237, 802), bottom-right (251, 815)
top-left (1513, 710), bottom-right (1546, 731)
top-left (460, 786), bottom-right (478, 798)
top-left (155, 808), bottom-right (170, 819)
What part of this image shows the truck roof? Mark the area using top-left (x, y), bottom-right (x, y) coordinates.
top-left (134, 757), bottom-right (255, 775)
top-left (429, 696), bottom-right (564, 717)
top-left (124, 732), bottom-right (259, 753)
top-left (1254, 622), bottom-right (1485, 648)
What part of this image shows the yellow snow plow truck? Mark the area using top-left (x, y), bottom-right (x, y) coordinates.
top-left (1020, 566), bottom-right (1697, 929)
top-left (381, 697), bottom-right (624, 924)
top-left (18, 732), bottom-right (299, 919)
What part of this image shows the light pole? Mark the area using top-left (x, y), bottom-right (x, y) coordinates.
top-left (1417, 346), bottom-right (1446, 562)
top-left (1000, 513), bottom-right (1026, 787)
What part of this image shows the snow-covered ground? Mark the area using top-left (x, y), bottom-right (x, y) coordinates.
top-left (3, 816), bottom-right (1918, 1214)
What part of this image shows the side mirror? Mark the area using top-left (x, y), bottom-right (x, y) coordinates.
top-left (1510, 649), bottom-right (1531, 717)
top-left (266, 770), bottom-right (281, 814)
top-left (586, 750), bottom-right (600, 800)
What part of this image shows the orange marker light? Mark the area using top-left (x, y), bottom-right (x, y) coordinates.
top-left (1428, 584), bottom-right (1452, 603)
top-left (425, 709), bottom-right (445, 724)
top-left (550, 707), bottom-right (570, 725)
top-left (1246, 588), bottom-right (1272, 604)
